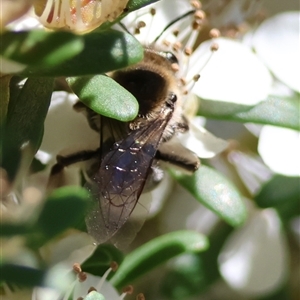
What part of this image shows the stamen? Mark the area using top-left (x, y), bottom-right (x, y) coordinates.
top-left (171, 63), bottom-right (180, 72)
top-left (209, 28), bottom-right (221, 39)
top-left (190, 0), bottom-right (202, 9)
top-left (210, 42), bottom-right (219, 51)
top-left (173, 29), bottom-right (180, 37)
top-left (87, 286), bottom-right (97, 293)
top-left (78, 272), bottom-right (87, 282)
top-left (145, 8), bottom-right (156, 41)
top-left (97, 261), bottom-right (118, 291)
top-left (73, 263), bottom-right (82, 274)
top-left (136, 293), bottom-right (146, 300)
top-left (194, 10), bottom-right (205, 20)
top-left (39, 0), bottom-right (53, 24)
top-left (185, 74), bottom-right (201, 93)
top-left (119, 285), bottom-right (134, 299)
top-left (172, 41), bottom-right (182, 52)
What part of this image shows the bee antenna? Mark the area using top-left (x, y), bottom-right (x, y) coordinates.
top-left (153, 9), bottom-right (196, 43)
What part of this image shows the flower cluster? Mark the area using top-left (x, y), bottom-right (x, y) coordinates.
top-left (0, 0), bottom-right (299, 300)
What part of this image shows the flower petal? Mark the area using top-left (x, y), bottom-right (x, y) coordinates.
top-left (219, 208), bottom-right (288, 297)
top-left (122, 0), bottom-right (192, 43)
top-left (252, 11), bottom-right (300, 93)
top-left (179, 117), bottom-right (229, 158)
top-left (73, 273), bottom-right (120, 300)
top-left (258, 125), bottom-right (300, 176)
top-left (190, 38), bottom-right (273, 105)
top-left (40, 92), bottom-right (99, 160)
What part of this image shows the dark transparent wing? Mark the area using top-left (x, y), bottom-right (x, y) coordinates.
top-left (85, 113), bottom-right (171, 245)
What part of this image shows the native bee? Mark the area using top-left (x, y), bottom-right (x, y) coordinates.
top-left (49, 47), bottom-right (200, 247)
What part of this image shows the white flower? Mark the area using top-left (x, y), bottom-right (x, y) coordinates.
top-left (250, 11), bottom-right (300, 93)
top-left (34, 0), bottom-right (129, 33)
top-left (32, 233), bottom-right (133, 300)
top-left (219, 208), bottom-right (289, 297)
top-left (189, 37), bottom-right (272, 105)
top-left (258, 125), bottom-right (300, 177)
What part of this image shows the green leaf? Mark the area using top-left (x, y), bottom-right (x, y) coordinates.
top-left (0, 223), bottom-right (31, 236)
top-left (255, 175), bottom-right (300, 221)
top-left (0, 264), bottom-right (45, 287)
top-left (82, 244), bottom-right (124, 277)
top-left (35, 186), bottom-right (89, 240)
top-left (0, 30), bottom-right (83, 67)
top-left (0, 75), bottom-right (11, 122)
top-left (23, 30), bottom-right (144, 77)
top-left (110, 230), bottom-right (208, 289)
top-left (198, 95), bottom-right (300, 130)
top-left (171, 166), bottom-right (247, 227)
top-left (83, 291), bottom-right (105, 300)
top-left (126, 0), bottom-right (160, 12)
top-left (160, 224), bottom-right (233, 299)
top-left (67, 75), bottom-right (138, 121)
top-left (1, 77), bottom-right (53, 181)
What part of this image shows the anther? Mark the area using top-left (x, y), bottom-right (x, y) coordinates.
top-left (136, 293), bottom-right (146, 300)
top-left (173, 29), bottom-right (180, 36)
top-left (87, 286), bottom-right (97, 293)
top-left (110, 261), bottom-right (119, 272)
top-left (171, 63), bottom-right (180, 72)
top-left (78, 272), bottom-right (87, 282)
top-left (163, 40), bottom-right (171, 47)
top-left (123, 285), bottom-right (134, 295)
top-left (137, 21), bottom-right (146, 29)
top-left (210, 42), bottom-right (219, 51)
top-left (194, 10), bottom-right (206, 20)
top-left (184, 47), bottom-right (193, 56)
top-left (150, 8), bottom-right (156, 16)
top-left (193, 74), bottom-right (200, 82)
top-left (192, 20), bottom-right (202, 30)
top-left (172, 41), bottom-right (182, 51)
top-left (180, 78), bottom-right (187, 86)
top-left (209, 28), bottom-right (221, 38)
top-left (73, 263), bottom-right (82, 274)
top-left (190, 0), bottom-right (202, 9)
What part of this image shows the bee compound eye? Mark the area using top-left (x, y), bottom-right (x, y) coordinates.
top-left (170, 93), bottom-right (177, 103)
top-left (162, 51), bottom-right (179, 65)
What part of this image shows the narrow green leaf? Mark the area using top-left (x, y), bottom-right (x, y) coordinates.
top-left (0, 30), bottom-right (83, 67)
top-left (171, 166), bottom-right (247, 227)
top-left (35, 186), bottom-right (89, 239)
top-left (0, 75), bottom-right (11, 122)
top-left (0, 264), bottom-right (45, 287)
top-left (0, 223), bottom-right (30, 236)
top-left (67, 75), bottom-right (138, 121)
top-left (23, 30), bottom-right (144, 77)
top-left (110, 230), bottom-right (208, 289)
top-left (198, 95), bottom-right (299, 130)
top-left (1, 77), bottom-right (53, 181)
top-left (82, 244), bottom-right (124, 277)
top-left (5, 77), bottom-right (53, 150)
top-left (255, 175), bottom-right (300, 221)
top-left (126, 0), bottom-right (160, 12)
top-left (161, 223), bottom-right (233, 299)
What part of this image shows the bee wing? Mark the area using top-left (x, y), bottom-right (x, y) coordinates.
top-left (85, 112), bottom-right (172, 245)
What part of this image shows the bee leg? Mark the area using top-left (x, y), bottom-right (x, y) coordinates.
top-left (156, 139), bottom-right (200, 174)
top-left (48, 149), bottom-right (99, 189)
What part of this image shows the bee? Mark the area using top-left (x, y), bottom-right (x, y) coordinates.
top-left (49, 47), bottom-right (200, 246)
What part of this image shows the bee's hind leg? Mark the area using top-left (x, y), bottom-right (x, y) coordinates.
top-left (48, 149), bottom-right (99, 190)
top-left (156, 139), bottom-right (200, 174)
